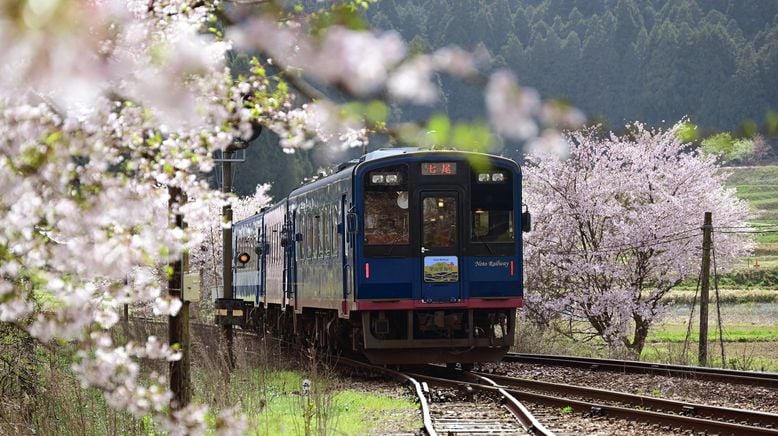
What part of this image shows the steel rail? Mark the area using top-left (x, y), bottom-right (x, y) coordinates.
top-left (408, 368), bottom-right (778, 436)
top-left (475, 370), bottom-right (778, 428)
top-left (336, 357), bottom-right (437, 436)
top-left (505, 353), bottom-right (778, 388)
top-left (467, 372), bottom-right (554, 435)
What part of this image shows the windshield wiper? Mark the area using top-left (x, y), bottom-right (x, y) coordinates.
top-left (475, 234), bottom-right (495, 255)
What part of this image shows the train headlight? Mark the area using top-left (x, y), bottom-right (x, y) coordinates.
top-left (371, 174), bottom-right (385, 184)
top-left (385, 174), bottom-right (399, 184)
top-left (491, 172), bottom-right (505, 182)
top-left (478, 173), bottom-right (490, 182)
top-left (237, 252), bottom-right (251, 264)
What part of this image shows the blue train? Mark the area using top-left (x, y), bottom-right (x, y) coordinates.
top-left (216, 148), bottom-right (530, 365)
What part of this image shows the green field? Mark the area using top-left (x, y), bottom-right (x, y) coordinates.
top-left (648, 323), bottom-right (778, 343)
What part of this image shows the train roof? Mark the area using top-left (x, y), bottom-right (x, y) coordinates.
top-left (354, 148), bottom-right (520, 172)
top-left (235, 148), bottom-right (519, 225)
top-left (291, 148), bottom-right (518, 196)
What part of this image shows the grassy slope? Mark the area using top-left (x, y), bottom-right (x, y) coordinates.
top-left (727, 165), bottom-right (778, 267)
top-left (727, 166), bottom-right (778, 230)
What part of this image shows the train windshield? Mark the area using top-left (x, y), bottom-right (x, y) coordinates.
top-left (470, 168), bottom-right (514, 246)
top-left (364, 165), bottom-right (409, 246)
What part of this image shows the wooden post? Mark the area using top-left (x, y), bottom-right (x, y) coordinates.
top-left (168, 186), bottom-right (190, 408)
top-left (181, 300), bottom-right (191, 404)
top-left (222, 156), bottom-right (236, 369)
top-left (698, 212), bottom-right (712, 367)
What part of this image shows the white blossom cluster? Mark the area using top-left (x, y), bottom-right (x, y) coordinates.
top-left (1, 0), bottom-right (248, 433)
top-left (0, 0), bottom-right (588, 432)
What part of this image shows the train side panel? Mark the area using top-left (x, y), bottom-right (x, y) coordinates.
top-left (289, 176), bottom-right (352, 313)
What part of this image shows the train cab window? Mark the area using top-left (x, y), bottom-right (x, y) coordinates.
top-left (423, 196), bottom-right (457, 247)
top-left (364, 165), bottom-right (409, 247)
top-left (470, 168), bottom-right (515, 254)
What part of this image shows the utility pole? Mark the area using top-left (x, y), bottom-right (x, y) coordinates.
top-left (168, 186), bottom-right (190, 408)
top-left (215, 125), bottom-right (260, 370)
top-left (698, 212), bottom-right (713, 367)
top-left (222, 153), bottom-right (235, 369)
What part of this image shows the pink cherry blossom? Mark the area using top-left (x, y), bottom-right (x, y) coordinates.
top-left (523, 122), bottom-right (754, 354)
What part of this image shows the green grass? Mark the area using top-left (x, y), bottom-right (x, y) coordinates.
top-left (196, 369), bottom-right (419, 435)
top-left (734, 184), bottom-right (778, 194)
top-left (641, 343), bottom-right (778, 372)
top-left (738, 191), bottom-right (778, 202)
top-left (648, 323), bottom-right (778, 343)
top-left (725, 166), bottom-right (778, 185)
top-left (749, 198), bottom-right (778, 209)
top-left (756, 232), bottom-right (778, 244)
top-left (662, 288), bottom-right (778, 304)
top-left (726, 166), bottom-right (778, 281)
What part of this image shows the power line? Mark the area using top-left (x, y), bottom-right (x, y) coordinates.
top-left (532, 221), bottom-right (775, 257)
top-left (538, 232), bottom-right (700, 256)
top-left (715, 224), bottom-right (778, 229)
top-left (716, 230), bottom-right (778, 234)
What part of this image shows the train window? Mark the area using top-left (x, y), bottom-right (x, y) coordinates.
top-left (470, 168), bottom-right (515, 248)
top-left (300, 213), bottom-right (307, 260)
top-left (306, 211), bottom-right (313, 259)
top-left (364, 165), bottom-right (409, 247)
top-left (310, 212), bottom-right (316, 259)
top-left (423, 196), bottom-right (457, 247)
top-left (472, 210), bottom-right (514, 242)
top-left (364, 191), bottom-right (409, 245)
top-left (331, 204), bottom-right (337, 255)
top-left (317, 209), bottom-right (323, 258)
top-left (325, 205), bottom-right (332, 256)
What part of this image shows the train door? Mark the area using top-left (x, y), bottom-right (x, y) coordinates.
top-left (340, 194), bottom-right (353, 317)
top-left (257, 218), bottom-right (266, 306)
top-left (291, 209), bottom-right (300, 312)
top-left (282, 211), bottom-right (292, 311)
top-left (419, 191), bottom-right (462, 302)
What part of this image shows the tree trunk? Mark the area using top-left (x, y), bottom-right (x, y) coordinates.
top-left (625, 318), bottom-right (650, 356)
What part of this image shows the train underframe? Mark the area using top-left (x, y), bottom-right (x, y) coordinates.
top-left (232, 301), bottom-right (516, 365)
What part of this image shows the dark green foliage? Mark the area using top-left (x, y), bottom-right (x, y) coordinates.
top-left (232, 131), bottom-right (315, 202)
top-left (364, 0), bottom-right (778, 134)
top-left (717, 269), bottom-right (778, 290)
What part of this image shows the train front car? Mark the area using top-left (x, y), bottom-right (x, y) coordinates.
top-left (352, 150), bottom-right (527, 364)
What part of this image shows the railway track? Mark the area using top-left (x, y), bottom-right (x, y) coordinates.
top-left (337, 357), bottom-right (550, 435)
top-left (474, 369), bottom-right (778, 430)
top-left (130, 319), bottom-right (777, 433)
top-left (505, 353), bottom-right (778, 388)
top-left (411, 365), bottom-right (778, 435)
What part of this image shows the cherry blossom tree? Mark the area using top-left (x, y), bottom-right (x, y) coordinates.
top-left (522, 122), bottom-right (754, 355)
top-left (0, 0), bottom-right (581, 432)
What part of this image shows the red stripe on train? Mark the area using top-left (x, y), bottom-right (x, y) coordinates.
top-left (356, 298), bottom-right (523, 311)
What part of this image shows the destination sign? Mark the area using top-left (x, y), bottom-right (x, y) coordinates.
top-left (421, 162), bottom-right (457, 175)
